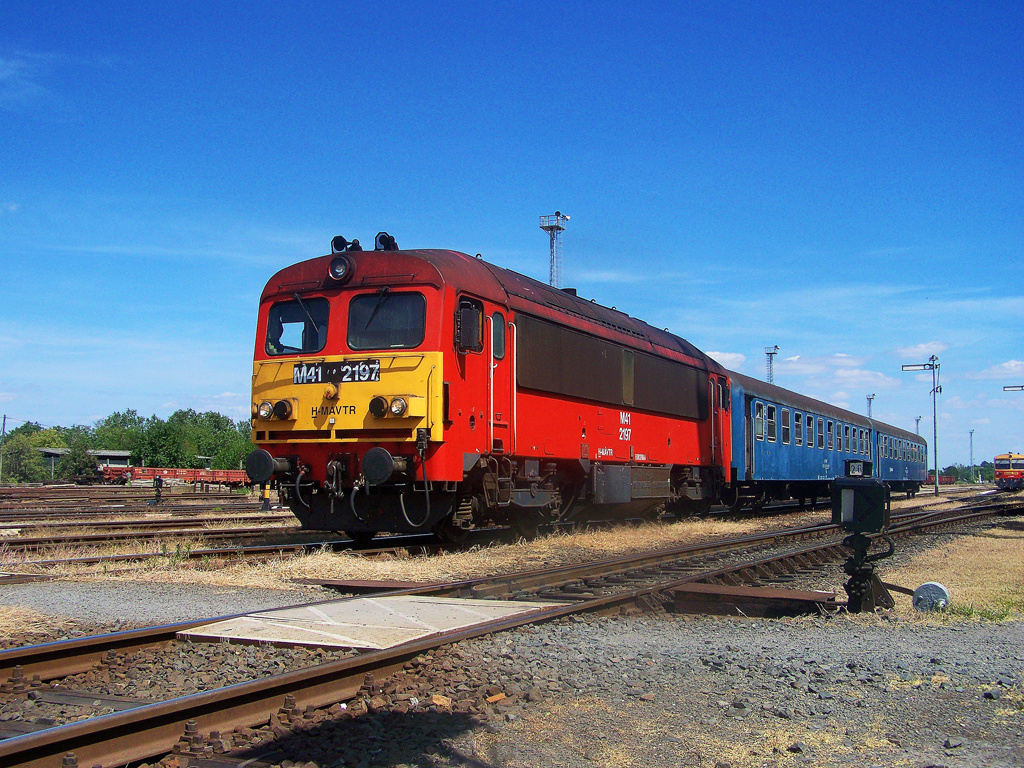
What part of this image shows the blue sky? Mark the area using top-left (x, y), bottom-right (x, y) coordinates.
top-left (2, 1), bottom-right (1021, 468)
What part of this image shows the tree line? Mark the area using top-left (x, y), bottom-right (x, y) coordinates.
top-left (0, 409), bottom-right (251, 483)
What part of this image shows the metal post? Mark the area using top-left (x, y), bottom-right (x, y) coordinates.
top-left (969, 429), bottom-right (974, 484)
top-left (931, 358), bottom-right (940, 495)
top-left (866, 394), bottom-right (875, 417)
top-left (915, 416), bottom-right (922, 435)
top-left (0, 415), bottom-right (6, 484)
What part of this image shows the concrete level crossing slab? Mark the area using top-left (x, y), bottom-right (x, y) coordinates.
top-left (178, 595), bottom-right (565, 650)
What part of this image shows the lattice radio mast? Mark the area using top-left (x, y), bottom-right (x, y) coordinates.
top-left (540, 211), bottom-right (569, 288)
top-left (765, 345), bottom-right (780, 384)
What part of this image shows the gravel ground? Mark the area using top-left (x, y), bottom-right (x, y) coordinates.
top-left (3, 587), bottom-right (1022, 767)
top-left (2, 510), bottom-right (1022, 768)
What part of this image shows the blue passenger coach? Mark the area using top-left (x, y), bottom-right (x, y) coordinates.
top-left (726, 371), bottom-right (927, 511)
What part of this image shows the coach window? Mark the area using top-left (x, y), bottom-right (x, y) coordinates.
top-left (844, 425), bottom-right (851, 453)
top-left (859, 429), bottom-right (865, 455)
top-left (836, 423), bottom-right (843, 452)
top-left (781, 409), bottom-right (790, 444)
top-left (492, 312), bottom-right (506, 360)
top-left (766, 405), bottom-right (777, 442)
top-left (755, 402), bottom-right (765, 440)
top-left (827, 421), bottom-right (834, 450)
top-left (807, 415), bottom-right (814, 449)
top-left (817, 417), bottom-right (824, 449)
top-left (795, 411), bottom-right (803, 446)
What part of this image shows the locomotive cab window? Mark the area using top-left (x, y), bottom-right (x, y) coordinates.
top-left (492, 311), bottom-right (506, 360)
top-left (266, 297), bottom-right (329, 356)
top-left (348, 290), bottom-right (426, 351)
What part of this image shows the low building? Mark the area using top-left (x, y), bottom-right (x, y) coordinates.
top-left (36, 448), bottom-right (132, 478)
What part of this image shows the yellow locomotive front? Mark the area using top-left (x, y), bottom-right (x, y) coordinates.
top-left (245, 240), bottom-right (455, 538)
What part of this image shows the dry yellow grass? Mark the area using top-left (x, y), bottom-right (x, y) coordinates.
top-left (0, 605), bottom-right (80, 648)
top-left (78, 514), bottom-right (797, 590)
top-left (884, 519), bottom-right (1024, 618)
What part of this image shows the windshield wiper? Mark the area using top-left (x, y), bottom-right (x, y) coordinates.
top-left (365, 287), bottom-right (391, 329)
top-left (292, 293), bottom-right (319, 329)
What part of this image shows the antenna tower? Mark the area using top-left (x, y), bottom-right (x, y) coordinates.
top-left (765, 345), bottom-right (780, 384)
top-left (540, 211), bottom-right (569, 288)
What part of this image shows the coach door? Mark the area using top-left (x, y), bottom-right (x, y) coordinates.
top-left (708, 377), bottom-right (721, 467)
top-left (745, 398), bottom-right (755, 479)
top-left (487, 309), bottom-right (513, 455)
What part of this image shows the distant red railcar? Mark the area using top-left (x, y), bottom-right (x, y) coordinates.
top-left (925, 473), bottom-right (956, 486)
top-left (102, 466), bottom-right (250, 487)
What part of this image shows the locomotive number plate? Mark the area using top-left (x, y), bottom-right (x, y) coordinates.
top-left (293, 360), bottom-right (381, 385)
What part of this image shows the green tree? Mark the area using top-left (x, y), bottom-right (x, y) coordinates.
top-left (0, 433), bottom-right (46, 483)
top-left (57, 437), bottom-right (98, 481)
top-left (93, 410), bottom-right (145, 457)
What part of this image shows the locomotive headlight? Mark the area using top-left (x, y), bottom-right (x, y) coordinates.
top-left (389, 397), bottom-right (408, 417)
top-left (328, 255), bottom-right (354, 284)
top-left (273, 400), bottom-right (293, 420)
top-left (257, 401), bottom-right (274, 420)
top-left (369, 395), bottom-right (389, 418)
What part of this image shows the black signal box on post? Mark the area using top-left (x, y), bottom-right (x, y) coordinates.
top-left (832, 475), bottom-right (889, 534)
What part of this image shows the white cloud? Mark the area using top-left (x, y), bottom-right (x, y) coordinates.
top-left (707, 351), bottom-right (746, 369)
top-left (895, 342), bottom-right (949, 358)
top-left (969, 360), bottom-right (1024, 380)
top-left (833, 368), bottom-right (900, 388)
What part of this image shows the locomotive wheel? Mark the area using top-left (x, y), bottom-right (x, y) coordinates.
top-left (345, 531), bottom-right (376, 547)
top-left (433, 514), bottom-right (471, 544)
top-left (509, 514), bottom-right (541, 540)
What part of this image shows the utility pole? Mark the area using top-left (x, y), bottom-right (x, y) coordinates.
top-left (0, 414), bottom-right (6, 484)
top-left (902, 355), bottom-right (941, 496)
top-left (969, 429), bottom-right (975, 484)
top-left (866, 394), bottom-right (875, 418)
top-left (765, 345), bottom-right (780, 384)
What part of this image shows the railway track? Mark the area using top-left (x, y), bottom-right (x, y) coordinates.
top-left (2, 495), bottom-right (1020, 767)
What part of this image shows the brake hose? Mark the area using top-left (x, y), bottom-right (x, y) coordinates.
top-left (294, 470), bottom-right (308, 508)
top-left (398, 447), bottom-right (432, 529)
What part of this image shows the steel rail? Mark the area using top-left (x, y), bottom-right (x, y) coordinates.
top-left (0, 513), bottom-right (295, 534)
top-left (2, 525), bottom-right (304, 553)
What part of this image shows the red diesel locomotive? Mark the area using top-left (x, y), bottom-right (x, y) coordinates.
top-left (245, 234), bottom-right (732, 541)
